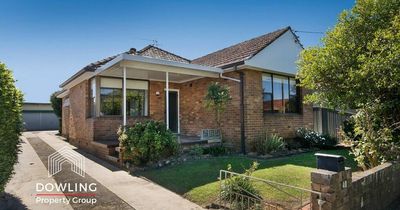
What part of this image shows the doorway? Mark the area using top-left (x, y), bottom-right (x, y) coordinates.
top-left (165, 90), bottom-right (179, 133)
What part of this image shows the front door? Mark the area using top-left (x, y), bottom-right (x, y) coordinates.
top-left (166, 91), bottom-right (179, 133)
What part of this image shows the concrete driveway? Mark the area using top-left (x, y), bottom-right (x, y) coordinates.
top-left (4, 131), bottom-right (203, 210)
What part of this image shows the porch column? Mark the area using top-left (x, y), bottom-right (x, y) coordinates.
top-left (123, 66), bottom-right (127, 126)
top-left (166, 72), bottom-right (169, 130)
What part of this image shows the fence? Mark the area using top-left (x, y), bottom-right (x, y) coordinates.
top-left (311, 162), bottom-right (400, 210)
top-left (219, 170), bottom-right (324, 210)
top-left (313, 107), bottom-right (351, 139)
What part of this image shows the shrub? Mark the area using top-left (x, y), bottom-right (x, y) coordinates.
top-left (118, 120), bottom-right (179, 165)
top-left (188, 145), bottom-right (204, 156)
top-left (50, 91), bottom-right (62, 133)
top-left (295, 128), bottom-right (337, 149)
top-left (343, 107), bottom-right (400, 170)
top-left (204, 82), bottom-right (231, 127)
top-left (0, 63), bottom-right (23, 192)
top-left (254, 133), bottom-right (285, 155)
top-left (221, 162), bottom-right (262, 209)
top-left (341, 118), bottom-right (361, 142)
top-left (203, 144), bottom-right (229, 156)
top-left (285, 139), bottom-right (302, 150)
top-left (297, 0), bottom-right (400, 170)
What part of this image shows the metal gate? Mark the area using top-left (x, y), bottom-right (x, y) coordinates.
top-left (218, 170), bottom-right (325, 210)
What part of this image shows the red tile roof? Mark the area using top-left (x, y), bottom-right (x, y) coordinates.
top-left (138, 45), bottom-right (190, 63)
top-left (61, 46), bottom-right (189, 87)
top-left (80, 45), bottom-right (190, 73)
top-left (61, 27), bottom-right (293, 87)
top-left (192, 27), bottom-right (291, 68)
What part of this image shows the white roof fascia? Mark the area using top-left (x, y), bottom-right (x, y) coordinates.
top-left (94, 53), bottom-right (222, 75)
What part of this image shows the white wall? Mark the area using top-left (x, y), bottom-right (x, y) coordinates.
top-left (244, 31), bottom-right (303, 75)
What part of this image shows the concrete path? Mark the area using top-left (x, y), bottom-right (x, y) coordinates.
top-left (4, 134), bottom-right (73, 210)
top-left (5, 131), bottom-right (203, 210)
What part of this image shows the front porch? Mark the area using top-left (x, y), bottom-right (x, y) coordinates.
top-left (84, 53), bottom-right (223, 162)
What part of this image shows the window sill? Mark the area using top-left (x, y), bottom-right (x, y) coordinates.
top-left (91, 115), bottom-right (150, 119)
top-left (263, 112), bottom-right (302, 117)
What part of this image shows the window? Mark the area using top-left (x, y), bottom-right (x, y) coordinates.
top-left (126, 89), bottom-right (147, 117)
top-left (126, 79), bottom-right (148, 117)
top-left (99, 77), bottom-right (148, 117)
top-left (262, 74), bottom-right (273, 111)
top-left (262, 73), bottom-right (300, 113)
top-left (288, 78), bottom-right (299, 113)
top-left (100, 88), bottom-right (122, 115)
top-left (90, 78), bottom-right (96, 117)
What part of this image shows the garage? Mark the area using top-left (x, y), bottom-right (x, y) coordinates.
top-left (23, 103), bottom-right (59, 131)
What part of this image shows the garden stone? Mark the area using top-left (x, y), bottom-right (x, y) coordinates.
top-left (262, 154), bottom-right (273, 158)
top-left (247, 152), bottom-right (257, 156)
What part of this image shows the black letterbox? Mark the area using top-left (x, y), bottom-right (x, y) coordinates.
top-left (315, 153), bottom-right (345, 172)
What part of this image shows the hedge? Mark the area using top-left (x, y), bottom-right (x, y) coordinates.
top-left (0, 62), bottom-right (23, 192)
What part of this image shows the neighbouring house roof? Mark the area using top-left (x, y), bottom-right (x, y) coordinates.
top-left (191, 27), bottom-right (291, 68)
top-left (60, 45), bottom-right (190, 87)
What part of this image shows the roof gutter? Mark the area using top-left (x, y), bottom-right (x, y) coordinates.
top-left (219, 73), bottom-right (240, 83)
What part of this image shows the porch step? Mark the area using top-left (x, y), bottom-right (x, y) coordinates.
top-left (179, 139), bottom-right (208, 145)
top-left (92, 140), bottom-right (119, 148)
top-left (105, 155), bottom-right (119, 163)
top-left (91, 140), bottom-right (120, 164)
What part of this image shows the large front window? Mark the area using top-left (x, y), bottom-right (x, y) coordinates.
top-left (99, 78), bottom-right (148, 116)
top-left (100, 88), bottom-right (122, 115)
top-left (126, 89), bottom-right (147, 117)
top-left (262, 73), bottom-right (300, 113)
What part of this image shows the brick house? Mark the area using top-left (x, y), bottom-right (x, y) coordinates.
top-left (57, 26), bottom-right (313, 160)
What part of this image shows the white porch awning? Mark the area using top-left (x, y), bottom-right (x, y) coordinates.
top-left (95, 53), bottom-right (222, 82)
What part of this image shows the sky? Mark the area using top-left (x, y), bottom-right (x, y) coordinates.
top-left (0, 0), bottom-right (355, 103)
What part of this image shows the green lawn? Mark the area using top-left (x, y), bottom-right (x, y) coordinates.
top-left (135, 149), bottom-right (357, 207)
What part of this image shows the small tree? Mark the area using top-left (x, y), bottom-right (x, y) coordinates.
top-left (298, 0), bottom-right (400, 169)
top-left (204, 82), bottom-right (231, 128)
top-left (50, 92), bottom-right (62, 133)
top-left (0, 62), bottom-right (23, 193)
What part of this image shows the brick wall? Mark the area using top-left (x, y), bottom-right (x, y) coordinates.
top-left (63, 80), bottom-right (94, 151)
top-left (178, 71), bottom-right (242, 147)
top-left (147, 73), bottom-right (241, 147)
top-left (62, 69), bottom-right (314, 153)
top-left (93, 116), bottom-right (149, 141)
top-left (241, 69), bottom-right (313, 149)
top-left (263, 88), bottom-right (314, 138)
top-left (61, 105), bottom-right (69, 138)
top-left (311, 162), bottom-right (400, 210)
top-left (243, 70), bottom-right (264, 149)
top-left (148, 81), bottom-right (180, 122)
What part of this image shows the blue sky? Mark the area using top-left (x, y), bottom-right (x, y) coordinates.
top-left (0, 0), bottom-right (354, 103)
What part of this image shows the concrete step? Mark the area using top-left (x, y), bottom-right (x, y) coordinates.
top-left (91, 140), bottom-right (120, 162)
top-left (105, 155), bottom-right (119, 163)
